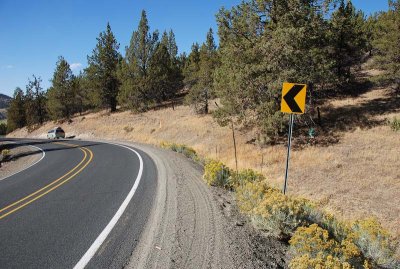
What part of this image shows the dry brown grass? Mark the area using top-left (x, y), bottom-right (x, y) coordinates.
top-left (8, 83), bottom-right (400, 237)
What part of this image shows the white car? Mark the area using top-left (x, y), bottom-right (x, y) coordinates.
top-left (47, 127), bottom-right (65, 139)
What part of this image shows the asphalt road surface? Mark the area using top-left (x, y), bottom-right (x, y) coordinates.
top-left (0, 138), bottom-right (157, 269)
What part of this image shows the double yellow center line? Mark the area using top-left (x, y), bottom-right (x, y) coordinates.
top-left (0, 142), bottom-right (94, 220)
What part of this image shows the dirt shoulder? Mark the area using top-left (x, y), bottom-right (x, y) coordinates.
top-left (0, 142), bottom-right (43, 180)
top-left (116, 141), bottom-right (287, 269)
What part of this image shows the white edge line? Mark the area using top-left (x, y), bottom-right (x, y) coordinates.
top-left (0, 143), bottom-right (46, 181)
top-left (73, 142), bottom-right (144, 269)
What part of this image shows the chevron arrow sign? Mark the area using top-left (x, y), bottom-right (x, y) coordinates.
top-left (281, 83), bottom-right (307, 114)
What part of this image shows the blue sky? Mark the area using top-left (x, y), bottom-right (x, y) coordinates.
top-left (0, 0), bottom-right (390, 97)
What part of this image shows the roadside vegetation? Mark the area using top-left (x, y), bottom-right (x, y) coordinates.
top-left (5, 0), bottom-right (400, 267)
top-left (161, 142), bottom-right (400, 268)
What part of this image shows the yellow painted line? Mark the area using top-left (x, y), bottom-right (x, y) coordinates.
top-left (0, 144), bottom-right (87, 214)
top-left (0, 143), bottom-right (94, 220)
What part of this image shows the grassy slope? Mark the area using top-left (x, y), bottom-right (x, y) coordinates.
top-left (8, 71), bottom-right (400, 237)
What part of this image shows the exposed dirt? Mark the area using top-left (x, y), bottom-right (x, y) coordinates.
top-left (0, 142), bottom-right (42, 180)
top-left (120, 141), bottom-right (287, 269)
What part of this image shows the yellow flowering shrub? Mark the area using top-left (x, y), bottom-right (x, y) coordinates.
top-left (303, 205), bottom-right (352, 243)
top-left (236, 180), bottom-right (269, 214)
top-left (203, 159), bottom-right (231, 188)
top-left (289, 224), bottom-right (364, 268)
top-left (1, 149), bottom-right (10, 157)
top-left (350, 218), bottom-right (399, 268)
top-left (289, 253), bottom-right (352, 269)
top-left (290, 224), bottom-right (360, 259)
top-left (252, 189), bottom-right (311, 238)
top-left (230, 169), bottom-right (265, 190)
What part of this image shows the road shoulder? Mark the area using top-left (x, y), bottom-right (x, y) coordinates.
top-left (119, 141), bottom-right (287, 269)
top-left (0, 142), bottom-right (43, 180)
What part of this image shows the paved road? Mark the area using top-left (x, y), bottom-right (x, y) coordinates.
top-left (0, 138), bottom-right (157, 269)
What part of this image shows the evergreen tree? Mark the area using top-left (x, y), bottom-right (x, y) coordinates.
top-left (214, 0), bottom-right (336, 141)
top-left (147, 43), bottom-right (183, 103)
top-left (25, 75), bottom-right (47, 128)
top-left (160, 30), bottom-right (178, 61)
top-left (86, 23), bottom-right (121, 112)
top-left (185, 29), bottom-right (218, 114)
top-left (7, 87), bottom-right (26, 133)
top-left (329, 0), bottom-right (366, 83)
top-left (118, 10), bottom-right (159, 110)
top-left (126, 10), bottom-right (159, 78)
top-left (47, 56), bottom-right (76, 120)
top-left (373, 0), bottom-right (400, 87)
top-left (183, 43), bottom-right (201, 88)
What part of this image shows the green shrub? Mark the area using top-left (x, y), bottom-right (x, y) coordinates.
top-left (123, 126), bottom-right (134, 132)
top-left (160, 141), bottom-right (202, 163)
top-left (0, 123), bottom-right (7, 135)
top-left (203, 159), bottom-right (231, 188)
top-left (389, 117), bottom-right (400, 132)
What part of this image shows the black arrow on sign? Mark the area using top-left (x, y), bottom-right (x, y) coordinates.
top-left (283, 84), bottom-right (304, 113)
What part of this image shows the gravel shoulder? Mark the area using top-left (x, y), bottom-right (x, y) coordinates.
top-left (0, 142), bottom-right (43, 180)
top-left (118, 141), bottom-right (287, 269)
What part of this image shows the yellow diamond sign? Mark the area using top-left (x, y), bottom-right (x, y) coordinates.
top-left (281, 83), bottom-right (307, 114)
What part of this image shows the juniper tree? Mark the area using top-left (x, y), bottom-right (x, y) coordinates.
top-left (86, 23), bottom-right (121, 112)
top-left (7, 87), bottom-right (26, 133)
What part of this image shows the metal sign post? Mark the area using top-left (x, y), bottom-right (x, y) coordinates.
top-left (283, 114), bottom-right (294, 195)
top-left (280, 82), bottom-right (307, 195)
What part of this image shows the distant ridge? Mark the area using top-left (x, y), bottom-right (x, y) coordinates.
top-left (0, 93), bottom-right (11, 109)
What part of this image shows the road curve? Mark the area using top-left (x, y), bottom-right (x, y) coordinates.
top-left (0, 138), bottom-right (157, 269)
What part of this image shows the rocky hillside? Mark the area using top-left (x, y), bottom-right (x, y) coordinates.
top-left (0, 94), bottom-right (11, 120)
top-left (0, 94), bottom-right (11, 109)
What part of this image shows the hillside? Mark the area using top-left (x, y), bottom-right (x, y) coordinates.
top-left (0, 94), bottom-right (11, 121)
top-left (0, 93), bottom-right (11, 109)
top-left (8, 75), bottom-right (400, 237)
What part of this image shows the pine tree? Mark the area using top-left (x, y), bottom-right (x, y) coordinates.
top-left (7, 87), bottom-right (26, 133)
top-left (47, 56), bottom-right (76, 120)
top-left (329, 0), bottom-right (366, 84)
top-left (126, 10), bottom-right (159, 78)
top-left (373, 0), bottom-right (400, 87)
top-left (185, 29), bottom-right (218, 114)
top-left (25, 76), bottom-right (47, 129)
top-left (183, 43), bottom-right (200, 88)
top-left (147, 42), bottom-right (183, 103)
top-left (214, 0), bottom-right (336, 141)
top-left (118, 10), bottom-right (159, 110)
top-left (86, 23), bottom-right (121, 112)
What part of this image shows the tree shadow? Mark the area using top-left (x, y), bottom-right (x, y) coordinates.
top-left (288, 85), bottom-right (400, 148)
top-left (0, 139), bottom-right (101, 161)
